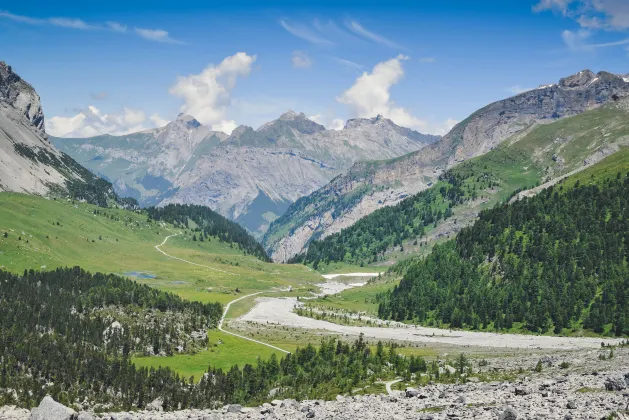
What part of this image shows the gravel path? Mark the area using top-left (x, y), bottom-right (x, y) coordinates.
top-left (218, 292), bottom-right (290, 354)
top-left (240, 297), bottom-right (622, 350)
top-left (155, 233), bottom-right (235, 275)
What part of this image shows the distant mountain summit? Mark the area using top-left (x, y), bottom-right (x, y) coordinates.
top-left (0, 61), bottom-right (112, 201)
top-left (55, 109), bottom-right (439, 235)
top-left (263, 69), bottom-right (629, 261)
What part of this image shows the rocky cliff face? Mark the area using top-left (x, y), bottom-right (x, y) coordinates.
top-left (0, 61), bottom-right (89, 194)
top-left (264, 70), bottom-right (629, 261)
top-left (55, 110), bottom-right (439, 235)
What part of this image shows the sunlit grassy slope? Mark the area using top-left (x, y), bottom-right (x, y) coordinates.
top-left (0, 192), bottom-right (329, 377)
top-left (0, 193), bottom-right (322, 305)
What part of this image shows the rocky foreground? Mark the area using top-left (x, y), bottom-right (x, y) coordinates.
top-left (3, 347), bottom-right (629, 420)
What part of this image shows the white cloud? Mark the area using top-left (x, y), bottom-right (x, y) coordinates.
top-left (210, 120), bottom-right (238, 134)
top-left (345, 20), bottom-right (403, 49)
top-left (333, 57), bottom-right (363, 71)
top-left (0, 10), bottom-right (181, 43)
top-left (438, 118), bottom-right (459, 135)
top-left (0, 10), bottom-right (96, 29)
top-left (535, 0), bottom-right (629, 30)
top-left (506, 85), bottom-right (534, 94)
top-left (561, 27), bottom-right (629, 51)
top-left (533, 0), bottom-right (575, 14)
top-left (149, 113), bottom-right (169, 128)
top-left (279, 20), bottom-right (333, 45)
top-left (48, 17), bottom-right (94, 29)
top-left (291, 51), bottom-right (312, 68)
top-left (169, 52), bottom-right (256, 129)
top-left (135, 27), bottom-right (182, 44)
top-left (330, 118), bottom-right (345, 130)
top-left (46, 105), bottom-right (153, 138)
top-left (562, 28), bottom-right (593, 50)
top-left (308, 114), bottom-right (345, 130)
top-left (123, 108), bottom-right (146, 126)
top-left (106, 21), bottom-right (127, 32)
top-left (337, 54), bottom-right (427, 131)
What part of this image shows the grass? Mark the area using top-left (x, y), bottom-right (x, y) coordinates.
top-left (0, 193), bottom-right (322, 370)
top-left (132, 330), bottom-right (283, 380)
top-left (561, 147), bottom-right (629, 190)
top-left (0, 193), bottom-right (321, 307)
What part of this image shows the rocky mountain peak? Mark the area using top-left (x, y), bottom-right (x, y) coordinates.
top-left (344, 115), bottom-right (394, 130)
top-left (257, 111), bottom-right (325, 135)
top-left (279, 110), bottom-right (306, 120)
top-left (230, 125), bottom-right (255, 138)
top-left (175, 113), bottom-right (202, 129)
top-left (0, 61), bottom-right (46, 136)
top-left (559, 70), bottom-right (597, 89)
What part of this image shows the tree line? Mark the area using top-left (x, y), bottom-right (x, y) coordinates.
top-left (146, 204), bottom-right (270, 262)
top-left (0, 266), bottom-right (466, 411)
top-left (378, 174), bottom-right (629, 336)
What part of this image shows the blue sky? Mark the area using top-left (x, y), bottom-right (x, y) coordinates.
top-left (1, 0), bottom-right (628, 137)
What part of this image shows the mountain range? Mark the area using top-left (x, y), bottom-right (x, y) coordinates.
top-left (263, 69), bottom-right (629, 261)
top-left (53, 110), bottom-right (439, 235)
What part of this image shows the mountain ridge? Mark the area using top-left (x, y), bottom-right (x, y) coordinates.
top-left (54, 109), bottom-right (439, 234)
top-left (263, 69), bottom-right (629, 261)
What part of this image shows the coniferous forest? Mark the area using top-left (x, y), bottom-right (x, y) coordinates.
top-left (378, 175), bottom-right (629, 336)
top-left (146, 204), bottom-right (270, 261)
top-left (290, 150), bottom-right (524, 267)
top-left (0, 266), bottom-right (441, 410)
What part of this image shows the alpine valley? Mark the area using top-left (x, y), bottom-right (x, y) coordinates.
top-left (3, 47), bottom-right (629, 420)
top-left (53, 111), bottom-right (438, 236)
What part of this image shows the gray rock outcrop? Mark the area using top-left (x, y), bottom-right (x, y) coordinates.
top-left (29, 396), bottom-right (77, 420)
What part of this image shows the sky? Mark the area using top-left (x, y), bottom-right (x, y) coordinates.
top-left (1, 0), bottom-right (628, 138)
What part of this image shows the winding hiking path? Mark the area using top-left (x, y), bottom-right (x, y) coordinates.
top-left (155, 232), bottom-right (289, 354)
top-left (218, 292), bottom-right (290, 354)
top-left (379, 379), bottom-right (402, 395)
top-left (155, 233), bottom-right (234, 275)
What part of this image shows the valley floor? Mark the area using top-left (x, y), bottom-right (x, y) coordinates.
top-left (236, 297), bottom-right (622, 350)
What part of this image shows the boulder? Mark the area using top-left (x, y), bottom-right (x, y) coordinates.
top-left (604, 376), bottom-right (627, 391)
top-left (405, 388), bottom-right (419, 398)
top-left (77, 413), bottom-right (95, 420)
top-left (514, 386), bottom-right (530, 396)
top-left (146, 397), bottom-right (164, 412)
top-left (454, 395), bottom-right (467, 404)
top-left (225, 404), bottom-right (242, 413)
top-left (306, 410), bottom-right (315, 418)
top-left (500, 407), bottom-right (518, 420)
top-left (281, 399), bottom-right (299, 409)
top-left (566, 400), bottom-right (577, 409)
top-left (30, 397), bottom-right (77, 420)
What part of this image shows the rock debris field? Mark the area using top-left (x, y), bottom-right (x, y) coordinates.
top-left (240, 297), bottom-right (623, 350)
top-left (4, 347), bottom-right (629, 419)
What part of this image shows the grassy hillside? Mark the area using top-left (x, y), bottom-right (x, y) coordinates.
top-left (377, 149), bottom-right (629, 337)
top-left (293, 105), bottom-right (629, 267)
top-left (0, 192), bottom-right (325, 378)
top-left (0, 193), bottom-right (321, 305)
